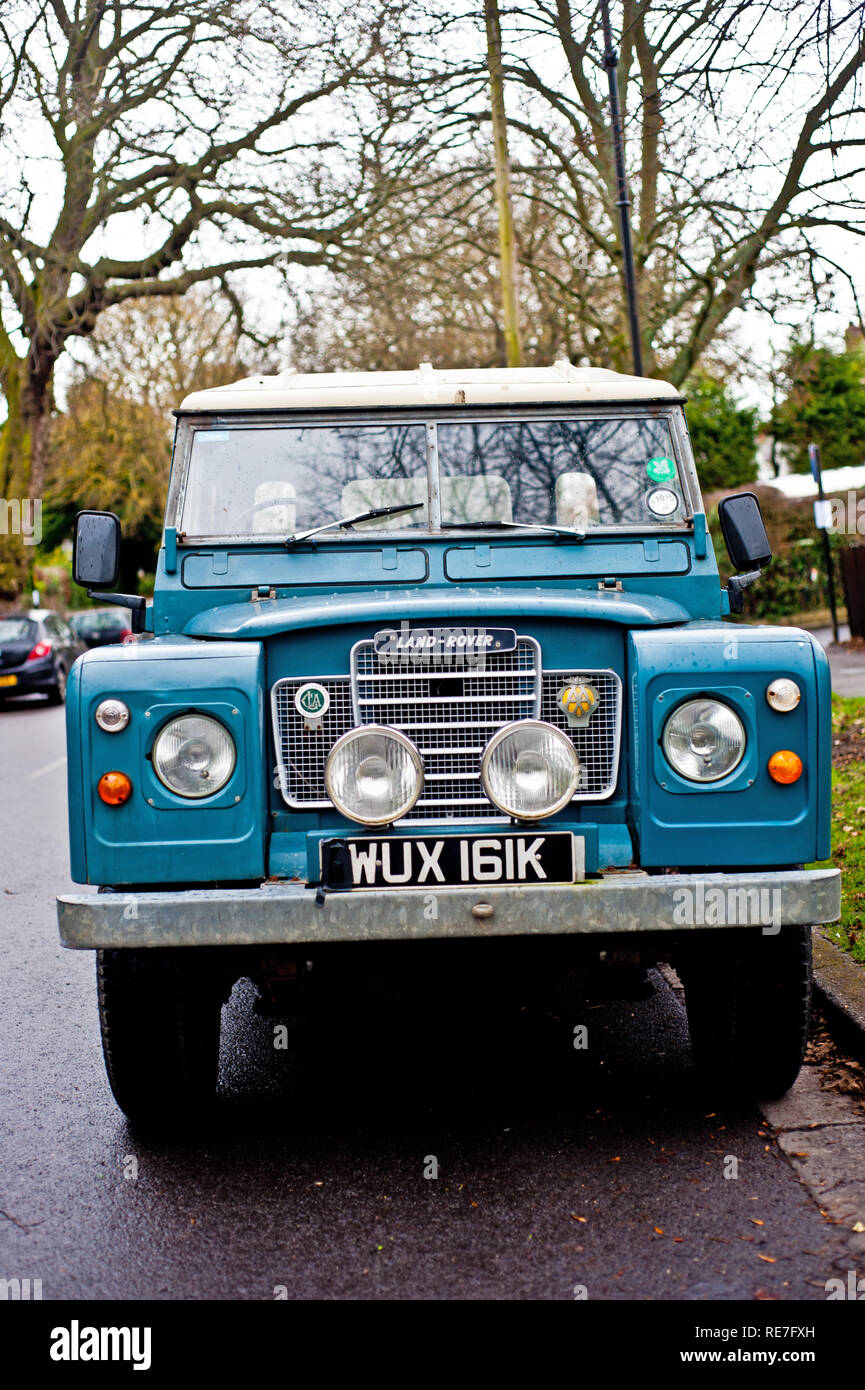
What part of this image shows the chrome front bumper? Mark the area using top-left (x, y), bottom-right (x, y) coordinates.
top-left (57, 868), bottom-right (841, 949)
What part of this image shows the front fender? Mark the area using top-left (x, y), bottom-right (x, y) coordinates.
top-left (65, 638), bottom-right (266, 885)
top-left (628, 623), bottom-right (830, 868)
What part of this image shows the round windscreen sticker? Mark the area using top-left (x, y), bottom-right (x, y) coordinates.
top-left (646, 456), bottom-right (677, 483)
top-left (646, 487), bottom-right (680, 516)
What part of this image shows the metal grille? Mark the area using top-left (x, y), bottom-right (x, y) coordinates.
top-left (352, 637), bottom-right (540, 819)
top-left (541, 670), bottom-right (622, 800)
top-left (271, 643), bottom-right (622, 817)
top-left (272, 677), bottom-right (354, 807)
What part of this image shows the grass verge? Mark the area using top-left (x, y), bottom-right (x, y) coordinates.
top-left (811, 694), bottom-right (865, 963)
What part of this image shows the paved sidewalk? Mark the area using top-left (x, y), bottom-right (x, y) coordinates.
top-left (810, 625), bottom-right (865, 696)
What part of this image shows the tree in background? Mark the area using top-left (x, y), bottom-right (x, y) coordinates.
top-left (684, 376), bottom-right (758, 492)
top-left (320, 0), bottom-right (865, 380)
top-left (290, 173), bottom-right (578, 370)
top-left (770, 341), bottom-right (865, 474)
top-left (43, 292), bottom-right (256, 588)
top-left (0, 0), bottom-right (401, 595)
top-left (290, 166), bottom-right (628, 371)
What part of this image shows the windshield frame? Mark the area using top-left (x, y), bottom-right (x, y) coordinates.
top-left (168, 403), bottom-right (702, 544)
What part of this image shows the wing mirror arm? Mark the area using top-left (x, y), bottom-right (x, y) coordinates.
top-left (85, 589), bottom-right (147, 633)
top-left (726, 570), bottom-right (762, 614)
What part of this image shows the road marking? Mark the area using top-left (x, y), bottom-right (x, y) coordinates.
top-left (31, 756), bottom-right (67, 779)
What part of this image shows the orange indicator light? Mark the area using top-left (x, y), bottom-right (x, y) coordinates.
top-left (768, 750), bottom-right (803, 785)
top-left (98, 771), bottom-right (133, 805)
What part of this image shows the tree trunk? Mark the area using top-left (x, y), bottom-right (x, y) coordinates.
top-left (0, 355), bottom-right (51, 600)
top-left (484, 0), bottom-right (522, 368)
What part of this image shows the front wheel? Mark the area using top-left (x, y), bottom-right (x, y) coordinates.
top-left (678, 925), bottom-right (812, 1100)
top-left (97, 948), bottom-right (224, 1128)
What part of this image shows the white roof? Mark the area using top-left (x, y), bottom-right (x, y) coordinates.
top-left (178, 360), bottom-right (682, 413)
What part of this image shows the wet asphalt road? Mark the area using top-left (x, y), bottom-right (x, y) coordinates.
top-left (0, 699), bottom-right (856, 1301)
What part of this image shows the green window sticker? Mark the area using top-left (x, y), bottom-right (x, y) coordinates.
top-left (646, 456), bottom-right (677, 482)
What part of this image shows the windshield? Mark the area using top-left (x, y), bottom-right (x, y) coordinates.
top-left (181, 424), bottom-right (428, 538)
top-left (178, 413), bottom-right (688, 538)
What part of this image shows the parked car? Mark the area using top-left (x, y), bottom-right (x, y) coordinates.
top-left (70, 607), bottom-right (134, 649)
top-left (0, 611), bottom-right (84, 705)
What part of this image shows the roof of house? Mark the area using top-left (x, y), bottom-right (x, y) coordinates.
top-left (178, 360), bottom-right (683, 413)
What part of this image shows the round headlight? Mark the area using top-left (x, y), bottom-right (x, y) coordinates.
top-left (662, 699), bottom-right (746, 782)
top-left (325, 726), bottom-right (423, 825)
top-left (152, 714), bottom-right (236, 798)
top-left (766, 678), bottom-right (800, 712)
top-left (95, 698), bottom-right (130, 733)
top-left (481, 720), bottom-right (580, 820)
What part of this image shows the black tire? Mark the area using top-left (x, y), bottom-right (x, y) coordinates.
top-left (46, 666), bottom-right (67, 705)
top-left (678, 925), bottom-right (812, 1100)
top-left (97, 948), bottom-right (223, 1128)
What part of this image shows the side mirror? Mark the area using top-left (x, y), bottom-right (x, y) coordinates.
top-left (73, 510), bottom-right (121, 589)
top-left (718, 493), bottom-right (772, 572)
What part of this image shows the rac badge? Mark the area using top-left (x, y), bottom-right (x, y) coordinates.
top-left (295, 681), bottom-right (330, 732)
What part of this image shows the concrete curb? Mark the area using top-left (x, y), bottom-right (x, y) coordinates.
top-left (812, 926), bottom-right (865, 1063)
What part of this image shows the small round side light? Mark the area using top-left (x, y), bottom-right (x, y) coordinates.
top-left (95, 698), bottom-right (131, 732)
top-left (768, 750), bottom-right (803, 785)
top-left (98, 771), bottom-right (133, 805)
top-left (766, 679), bottom-right (800, 713)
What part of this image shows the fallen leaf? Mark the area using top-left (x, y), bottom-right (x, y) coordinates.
top-left (570, 1214), bottom-right (587, 1223)
top-left (852, 1221), bottom-right (865, 1233)
top-left (470, 1201), bottom-right (478, 1208)
top-left (758, 1255), bottom-right (777, 1264)
top-left (755, 1288), bottom-right (780, 1300)
top-left (751, 1219), bottom-right (765, 1227)
top-left (653, 1227), bottom-right (664, 1235)
top-left (673, 1237), bottom-right (684, 1243)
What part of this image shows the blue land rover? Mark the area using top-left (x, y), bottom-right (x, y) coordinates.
top-left (57, 362), bottom-right (841, 1124)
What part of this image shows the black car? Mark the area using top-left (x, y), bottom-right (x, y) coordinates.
top-left (69, 606), bottom-right (134, 649)
top-left (0, 611), bottom-right (85, 705)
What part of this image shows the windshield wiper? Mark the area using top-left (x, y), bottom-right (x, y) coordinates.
top-left (446, 520), bottom-right (586, 541)
top-left (285, 503), bottom-right (424, 547)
